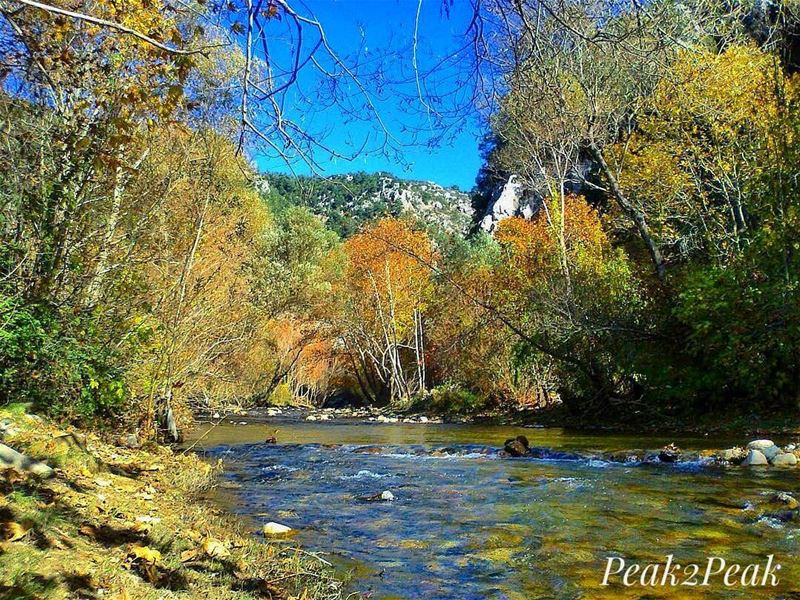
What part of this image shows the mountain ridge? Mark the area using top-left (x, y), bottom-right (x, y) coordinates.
top-left (257, 171), bottom-right (475, 237)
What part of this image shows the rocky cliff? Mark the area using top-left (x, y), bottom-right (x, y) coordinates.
top-left (478, 175), bottom-right (542, 232)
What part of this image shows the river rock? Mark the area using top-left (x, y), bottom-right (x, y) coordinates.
top-left (771, 452), bottom-right (797, 467)
top-left (721, 447), bottom-right (747, 465)
top-left (262, 522), bottom-right (293, 536)
top-left (746, 440), bottom-right (780, 461)
top-left (360, 490), bottom-right (395, 502)
top-left (504, 436), bottom-right (530, 457)
top-left (742, 449), bottom-right (769, 466)
top-left (658, 443), bottom-right (681, 463)
top-left (773, 492), bottom-right (799, 510)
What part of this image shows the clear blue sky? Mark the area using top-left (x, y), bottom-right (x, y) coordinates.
top-left (254, 0), bottom-right (486, 191)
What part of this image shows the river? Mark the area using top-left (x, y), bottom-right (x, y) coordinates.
top-left (188, 420), bottom-right (800, 599)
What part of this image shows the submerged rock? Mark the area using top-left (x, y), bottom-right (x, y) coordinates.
top-left (773, 492), bottom-right (799, 510)
top-left (743, 449), bottom-right (769, 466)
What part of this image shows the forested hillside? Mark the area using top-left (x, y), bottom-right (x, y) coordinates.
top-left (261, 172), bottom-right (473, 237)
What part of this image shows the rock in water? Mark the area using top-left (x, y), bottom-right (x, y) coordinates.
top-left (658, 443), bottom-right (681, 463)
top-left (360, 490), bottom-right (396, 502)
top-left (746, 440), bottom-right (780, 461)
top-left (772, 452), bottom-right (798, 467)
top-left (774, 492), bottom-right (799, 509)
top-left (504, 435), bottom-right (531, 457)
top-left (262, 522), bottom-right (293, 536)
top-left (742, 449), bottom-right (769, 466)
top-left (721, 447), bottom-right (747, 465)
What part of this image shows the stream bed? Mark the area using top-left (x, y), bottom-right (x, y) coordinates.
top-left (190, 421), bottom-right (800, 599)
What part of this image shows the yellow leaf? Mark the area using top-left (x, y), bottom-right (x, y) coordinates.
top-left (201, 537), bottom-right (230, 559)
top-left (130, 545), bottom-right (161, 564)
top-left (180, 548), bottom-right (200, 562)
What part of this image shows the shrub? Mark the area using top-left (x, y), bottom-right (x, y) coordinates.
top-left (0, 295), bottom-right (128, 421)
top-left (427, 384), bottom-right (486, 415)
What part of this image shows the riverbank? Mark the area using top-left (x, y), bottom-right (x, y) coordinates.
top-left (0, 405), bottom-right (352, 599)
top-left (194, 402), bottom-right (800, 438)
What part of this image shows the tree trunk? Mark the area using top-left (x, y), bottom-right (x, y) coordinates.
top-left (589, 143), bottom-right (666, 281)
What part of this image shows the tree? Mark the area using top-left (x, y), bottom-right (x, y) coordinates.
top-left (339, 218), bottom-right (435, 405)
top-left (491, 196), bottom-right (646, 411)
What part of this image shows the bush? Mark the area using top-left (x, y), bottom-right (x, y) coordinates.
top-left (269, 382), bottom-right (294, 405)
top-left (427, 384), bottom-right (486, 415)
top-left (0, 295), bottom-right (128, 421)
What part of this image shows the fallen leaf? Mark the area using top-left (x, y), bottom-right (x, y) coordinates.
top-left (135, 515), bottom-right (160, 524)
top-left (180, 548), bottom-right (200, 562)
top-left (130, 545), bottom-right (161, 564)
top-left (1, 521), bottom-right (31, 542)
top-left (131, 522), bottom-right (150, 534)
top-left (201, 537), bottom-right (230, 559)
top-left (185, 529), bottom-right (202, 542)
top-left (78, 524), bottom-right (97, 539)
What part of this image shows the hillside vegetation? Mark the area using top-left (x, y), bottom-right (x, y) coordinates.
top-left (261, 172), bottom-right (473, 238)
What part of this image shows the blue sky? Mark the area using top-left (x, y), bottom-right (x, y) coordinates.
top-left (254, 0), bottom-right (486, 191)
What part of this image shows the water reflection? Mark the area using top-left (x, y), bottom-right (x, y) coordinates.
top-left (193, 422), bottom-right (800, 599)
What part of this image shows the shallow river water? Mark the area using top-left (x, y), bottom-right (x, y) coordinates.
top-left (189, 421), bottom-right (800, 599)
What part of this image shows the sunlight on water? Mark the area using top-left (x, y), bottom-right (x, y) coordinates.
top-left (192, 422), bottom-right (800, 599)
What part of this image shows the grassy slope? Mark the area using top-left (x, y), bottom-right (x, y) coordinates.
top-left (0, 406), bottom-right (351, 600)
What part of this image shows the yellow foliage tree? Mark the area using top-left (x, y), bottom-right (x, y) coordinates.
top-left (340, 218), bottom-right (435, 405)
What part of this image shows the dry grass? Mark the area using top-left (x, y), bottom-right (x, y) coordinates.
top-left (0, 407), bottom-right (358, 600)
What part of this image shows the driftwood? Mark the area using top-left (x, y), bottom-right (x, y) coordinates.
top-left (0, 443), bottom-right (54, 478)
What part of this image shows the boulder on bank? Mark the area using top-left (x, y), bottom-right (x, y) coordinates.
top-left (504, 435), bottom-right (530, 457)
top-left (746, 440), bottom-right (780, 461)
top-left (742, 449), bottom-right (769, 466)
top-left (0, 443), bottom-right (54, 478)
top-left (772, 452), bottom-right (798, 467)
top-left (0, 418), bottom-right (18, 440)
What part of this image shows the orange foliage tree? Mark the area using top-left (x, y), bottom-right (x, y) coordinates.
top-left (339, 218), bottom-right (435, 405)
top-left (490, 196), bottom-right (646, 408)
